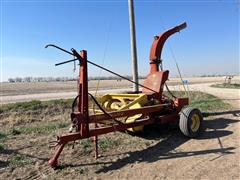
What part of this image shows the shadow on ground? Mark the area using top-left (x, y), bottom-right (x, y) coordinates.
top-left (203, 109), bottom-right (240, 117)
top-left (58, 109), bottom-right (239, 173)
top-left (0, 145), bottom-right (48, 169)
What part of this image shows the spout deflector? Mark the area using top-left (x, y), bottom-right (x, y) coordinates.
top-left (149, 22), bottom-right (187, 73)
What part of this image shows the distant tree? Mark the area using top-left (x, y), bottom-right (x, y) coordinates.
top-left (8, 78), bottom-right (15, 83)
top-left (55, 77), bottom-right (61, 81)
top-left (47, 77), bottom-right (53, 82)
top-left (15, 77), bottom-right (22, 82)
top-left (24, 77), bottom-right (31, 82)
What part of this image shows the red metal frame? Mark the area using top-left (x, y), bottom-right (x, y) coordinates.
top-left (48, 22), bottom-right (188, 167)
top-left (78, 50), bottom-right (89, 137)
top-left (149, 22), bottom-right (187, 73)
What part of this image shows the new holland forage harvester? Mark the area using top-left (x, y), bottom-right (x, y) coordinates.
top-left (46, 22), bottom-right (203, 167)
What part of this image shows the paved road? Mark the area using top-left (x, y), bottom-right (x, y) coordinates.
top-left (0, 89), bottom-right (131, 105)
top-left (1, 83), bottom-right (239, 108)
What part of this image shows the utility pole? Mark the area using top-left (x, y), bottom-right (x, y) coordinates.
top-left (128, 0), bottom-right (139, 92)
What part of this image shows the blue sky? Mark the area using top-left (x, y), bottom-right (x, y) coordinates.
top-left (1, 0), bottom-right (239, 82)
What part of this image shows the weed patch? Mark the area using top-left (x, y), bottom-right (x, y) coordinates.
top-left (9, 154), bottom-right (33, 167)
top-left (0, 132), bottom-right (7, 140)
top-left (189, 92), bottom-right (231, 112)
top-left (80, 139), bottom-right (93, 154)
top-left (0, 144), bottom-right (5, 151)
top-left (77, 167), bottom-right (89, 174)
top-left (211, 83), bottom-right (240, 89)
top-left (0, 99), bottom-right (73, 115)
top-left (9, 122), bottom-right (69, 135)
top-left (99, 137), bottom-right (119, 151)
top-left (165, 91), bottom-right (231, 112)
top-left (10, 128), bottom-right (21, 135)
top-left (2, 100), bottom-right (43, 111)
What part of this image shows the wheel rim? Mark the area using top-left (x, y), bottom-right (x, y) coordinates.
top-left (190, 114), bottom-right (200, 132)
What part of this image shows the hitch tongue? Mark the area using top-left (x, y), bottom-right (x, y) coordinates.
top-left (49, 137), bottom-right (60, 148)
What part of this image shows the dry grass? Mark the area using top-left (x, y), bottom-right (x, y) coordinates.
top-left (0, 92), bottom-right (232, 179)
top-left (0, 91), bottom-right (230, 128)
top-left (211, 83), bottom-right (240, 89)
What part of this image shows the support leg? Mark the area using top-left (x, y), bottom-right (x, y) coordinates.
top-left (49, 144), bottom-right (65, 167)
top-left (93, 123), bottom-right (98, 159)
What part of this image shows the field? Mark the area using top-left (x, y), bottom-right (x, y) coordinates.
top-left (1, 76), bottom-right (239, 97)
top-left (0, 76), bottom-right (240, 179)
top-left (1, 76), bottom-right (240, 105)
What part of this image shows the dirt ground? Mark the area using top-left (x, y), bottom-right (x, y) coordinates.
top-left (0, 109), bottom-right (239, 179)
top-left (0, 76), bottom-right (239, 179)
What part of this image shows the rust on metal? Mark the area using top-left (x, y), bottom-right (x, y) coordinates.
top-left (149, 22), bottom-right (187, 73)
top-left (46, 22), bottom-right (188, 167)
top-left (89, 103), bottom-right (171, 123)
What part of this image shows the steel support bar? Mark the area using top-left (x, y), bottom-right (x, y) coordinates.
top-left (89, 117), bottom-right (154, 137)
top-left (57, 117), bottom-right (154, 145)
top-left (88, 103), bottom-right (171, 123)
top-left (58, 133), bottom-right (82, 144)
top-left (158, 113), bottom-right (179, 124)
top-left (78, 50), bottom-right (89, 137)
top-left (46, 44), bottom-right (158, 94)
top-left (55, 112), bottom-right (179, 146)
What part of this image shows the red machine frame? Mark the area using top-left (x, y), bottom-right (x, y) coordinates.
top-left (46, 22), bottom-right (188, 167)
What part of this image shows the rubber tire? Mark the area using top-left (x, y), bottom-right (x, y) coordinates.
top-left (179, 107), bottom-right (203, 138)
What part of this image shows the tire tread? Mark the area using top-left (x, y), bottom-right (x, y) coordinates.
top-left (179, 107), bottom-right (202, 138)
